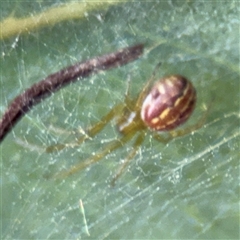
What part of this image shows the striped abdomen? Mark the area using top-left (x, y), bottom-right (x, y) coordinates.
top-left (141, 75), bottom-right (196, 131)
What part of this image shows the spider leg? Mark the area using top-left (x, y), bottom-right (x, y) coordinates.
top-left (52, 130), bottom-right (136, 179)
top-left (85, 103), bottom-right (124, 137)
top-left (111, 131), bottom-right (145, 186)
top-left (135, 62), bottom-right (162, 108)
top-left (46, 103), bottom-right (124, 153)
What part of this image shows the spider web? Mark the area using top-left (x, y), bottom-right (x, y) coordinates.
top-left (1, 1), bottom-right (239, 239)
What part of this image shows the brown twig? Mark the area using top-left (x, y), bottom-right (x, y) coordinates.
top-left (0, 44), bottom-right (144, 143)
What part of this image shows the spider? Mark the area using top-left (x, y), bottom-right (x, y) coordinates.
top-left (46, 63), bottom-right (208, 185)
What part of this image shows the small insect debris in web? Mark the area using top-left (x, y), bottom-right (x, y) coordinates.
top-left (79, 199), bottom-right (90, 236)
top-left (0, 43), bottom-right (144, 143)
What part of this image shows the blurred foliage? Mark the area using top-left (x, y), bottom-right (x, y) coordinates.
top-left (1, 1), bottom-right (239, 239)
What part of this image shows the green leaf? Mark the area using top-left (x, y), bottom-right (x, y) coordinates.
top-left (1, 1), bottom-right (239, 239)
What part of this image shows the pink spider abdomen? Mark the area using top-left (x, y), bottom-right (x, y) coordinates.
top-left (141, 75), bottom-right (196, 131)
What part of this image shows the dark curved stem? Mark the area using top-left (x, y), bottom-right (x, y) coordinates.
top-left (0, 44), bottom-right (144, 143)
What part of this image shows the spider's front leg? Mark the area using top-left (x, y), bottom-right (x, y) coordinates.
top-left (46, 103), bottom-right (124, 153)
top-left (52, 130), bottom-right (137, 179)
top-left (110, 131), bottom-right (145, 186)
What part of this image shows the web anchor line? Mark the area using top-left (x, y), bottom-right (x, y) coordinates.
top-left (0, 44), bottom-right (144, 143)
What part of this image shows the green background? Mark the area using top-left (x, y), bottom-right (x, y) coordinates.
top-left (1, 1), bottom-right (239, 239)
